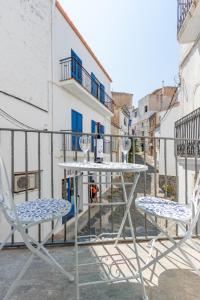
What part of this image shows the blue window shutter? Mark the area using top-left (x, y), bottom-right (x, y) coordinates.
top-left (71, 110), bottom-right (82, 150)
top-left (78, 112), bottom-right (82, 151)
top-left (77, 113), bottom-right (83, 133)
top-left (91, 72), bottom-right (98, 98)
top-left (91, 120), bottom-right (96, 152)
top-left (100, 125), bottom-right (105, 134)
top-left (71, 110), bottom-right (83, 151)
top-left (100, 83), bottom-right (105, 103)
top-left (71, 49), bottom-right (82, 84)
top-left (91, 120), bottom-right (96, 133)
top-left (71, 110), bottom-right (77, 150)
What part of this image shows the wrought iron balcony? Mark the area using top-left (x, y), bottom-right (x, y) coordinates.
top-left (177, 0), bottom-right (193, 33)
top-left (175, 107), bottom-right (200, 157)
top-left (60, 57), bottom-right (114, 113)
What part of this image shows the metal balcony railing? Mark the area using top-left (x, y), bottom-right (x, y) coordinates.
top-left (1, 128), bottom-right (200, 249)
top-left (175, 107), bottom-right (200, 157)
top-left (60, 57), bottom-right (114, 113)
top-left (177, 0), bottom-right (193, 33)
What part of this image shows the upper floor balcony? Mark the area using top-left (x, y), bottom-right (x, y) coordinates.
top-left (177, 0), bottom-right (200, 43)
top-left (59, 57), bottom-right (114, 115)
top-left (175, 107), bottom-right (200, 157)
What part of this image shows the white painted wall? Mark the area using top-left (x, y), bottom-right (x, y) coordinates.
top-left (0, 0), bottom-right (52, 131)
top-left (179, 37), bottom-right (200, 117)
top-left (159, 105), bottom-right (181, 176)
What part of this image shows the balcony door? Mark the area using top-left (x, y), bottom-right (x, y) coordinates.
top-left (71, 49), bottom-right (82, 84)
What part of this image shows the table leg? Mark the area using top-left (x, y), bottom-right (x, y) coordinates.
top-left (114, 172), bottom-right (140, 247)
top-left (115, 172), bottom-right (148, 300)
top-left (74, 174), bottom-right (80, 300)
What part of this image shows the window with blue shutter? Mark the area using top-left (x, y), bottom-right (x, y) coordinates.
top-left (91, 120), bottom-right (96, 152)
top-left (100, 125), bottom-right (105, 135)
top-left (100, 83), bottom-right (105, 103)
top-left (71, 49), bottom-right (82, 84)
top-left (91, 72), bottom-right (98, 98)
top-left (71, 109), bottom-right (83, 151)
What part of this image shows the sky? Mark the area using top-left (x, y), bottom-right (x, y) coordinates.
top-left (59, 0), bottom-right (179, 105)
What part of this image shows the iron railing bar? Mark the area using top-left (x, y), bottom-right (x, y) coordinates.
top-left (1, 127), bottom-right (200, 142)
top-left (110, 135), bottom-right (114, 233)
top-left (38, 132), bottom-right (41, 243)
top-left (174, 138), bottom-right (179, 237)
top-left (143, 137), bottom-right (148, 239)
top-left (143, 137), bottom-right (147, 196)
top-left (25, 131), bottom-right (28, 235)
top-left (164, 139), bottom-right (168, 229)
top-left (87, 149), bottom-right (91, 239)
top-left (154, 138), bottom-right (158, 225)
top-left (25, 131), bottom-right (28, 202)
top-left (195, 140), bottom-right (198, 235)
top-left (50, 132), bottom-right (54, 243)
top-left (99, 171), bottom-right (102, 235)
top-left (63, 133), bottom-right (67, 242)
top-left (11, 131), bottom-right (15, 244)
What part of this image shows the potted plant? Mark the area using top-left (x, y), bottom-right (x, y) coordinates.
top-left (162, 183), bottom-right (174, 197)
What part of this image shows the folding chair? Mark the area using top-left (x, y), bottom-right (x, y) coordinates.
top-left (0, 153), bottom-right (74, 300)
top-left (135, 170), bottom-right (200, 277)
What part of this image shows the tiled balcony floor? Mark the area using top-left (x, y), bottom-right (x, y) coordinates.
top-left (1, 239), bottom-right (200, 300)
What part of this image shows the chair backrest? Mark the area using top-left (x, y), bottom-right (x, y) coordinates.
top-left (0, 153), bottom-right (16, 217)
top-left (190, 170), bottom-right (200, 229)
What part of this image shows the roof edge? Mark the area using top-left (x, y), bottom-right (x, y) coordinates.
top-left (112, 91), bottom-right (133, 96)
top-left (56, 1), bottom-right (112, 82)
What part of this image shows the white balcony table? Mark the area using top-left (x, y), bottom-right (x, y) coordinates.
top-left (59, 161), bottom-right (148, 300)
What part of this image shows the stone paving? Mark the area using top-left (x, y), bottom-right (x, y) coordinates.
top-left (1, 239), bottom-right (200, 300)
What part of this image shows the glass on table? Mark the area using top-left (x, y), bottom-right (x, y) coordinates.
top-left (79, 135), bottom-right (91, 163)
top-left (121, 137), bottom-right (131, 163)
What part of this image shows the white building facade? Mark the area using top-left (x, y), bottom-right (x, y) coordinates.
top-left (176, 0), bottom-right (200, 205)
top-left (0, 0), bottom-right (113, 242)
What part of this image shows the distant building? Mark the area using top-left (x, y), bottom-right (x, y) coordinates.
top-left (131, 107), bottom-right (139, 136)
top-left (149, 112), bottom-right (159, 156)
top-left (111, 92), bottom-right (133, 161)
top-left (132, 86), bottom-right (177, 152)
top-left (111, 92), bottom-right (133, 136)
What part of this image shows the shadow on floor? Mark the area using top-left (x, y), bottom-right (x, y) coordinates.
top-left (2, 239), bottom-right (200, 300)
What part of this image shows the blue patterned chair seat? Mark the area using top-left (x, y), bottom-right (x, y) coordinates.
top-left (8, 199), bottom-right (71, 224)
top-left (135, 196), bottom-right (192, 223)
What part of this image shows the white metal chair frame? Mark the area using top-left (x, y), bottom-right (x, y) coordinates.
top-left (0, 154), bottom-right (74, 300)
top-left (135, 170), bottom-right (200, 278)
